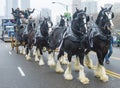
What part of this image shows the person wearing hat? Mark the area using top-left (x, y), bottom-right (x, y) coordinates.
top-left (24, 8), bottom-right (35, 19)
top-left (12, 8), bottom-right (21, 26)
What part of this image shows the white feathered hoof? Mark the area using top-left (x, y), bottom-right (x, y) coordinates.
top-left (20, 50), bottom-right (23, 54)
top-left (84, 59), bottom-right (93, 69)
top-left (60, 56), bottom-right (68, 65)
top-left (100, 75), bottom-right (109, 82)
top-left (64, 73), bottom-right (73, 80)
top-left (94, 67), bottom-right (101, 78)
top-left (35, 57), bottom-right (39, 62)
top-left (78, 77), bottom-right (89, 84)
top-left (55, 61), bottom-right (64, 73)
top-left (47, 59), bottom-right (56, 67)
top-left (55, 67), bottom-right (64, 73)
top-left (23, 50), bottom-right (26, 55)
top-left (25, 55), bottom-right (31, 61)
top-left (61, 59), bottom-right (68, 65)
top-left (33, 50), bottom-right (36, 56)
top-left (38, 58), bottom-right (45, 66)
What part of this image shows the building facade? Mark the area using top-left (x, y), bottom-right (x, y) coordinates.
top-left (12, 0), bottom-right (19, 9)
top-left (5, 0), bottom-right (13, 18)
top-left (5, 0), bottom-right (30, 18)
top-left (40, 8), bottom-right (52, 18)
top-left (20, 0), bottom-right (30, 10)
top-left (112, 3), bottom-right (120, 13)
top-left (72, 0), bottom-right (81, 14)
top-left (81, 0), bottom-right (98, 15)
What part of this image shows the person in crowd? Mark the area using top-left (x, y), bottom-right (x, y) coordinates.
top-left (12, 8), bottom-right (22, 26)
top-left (24, 8), bottom-right (35, 19)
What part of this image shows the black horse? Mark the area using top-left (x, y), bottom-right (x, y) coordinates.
top-left (34, 17), bottom-right (54, 66)
top-left (83, 6), bottom-right (114, 83)
top-left (25, 18), bottom-right (36, 60)
top-left (49, 8), bottom-right (91, 84)
top-left (11, 9), bottom-right (28, 54)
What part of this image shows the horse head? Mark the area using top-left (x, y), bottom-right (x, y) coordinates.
top-left (73, 7), bottom-right (87, 19)
top-left (96, 6), bottom-right (114, 30)
top-left (71, 7), bottom-right (89, 36)
top-left (40, 17), bottom-right (53, 37)
top-left (59, 15), bottom-right (65, 27)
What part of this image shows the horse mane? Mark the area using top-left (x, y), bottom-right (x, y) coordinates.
top-left (72, 10), bottom-right (84, 19)
top-left (49, 27), bottom-right (67, 49)
top-left (95, 8), bottom-right (107, 25)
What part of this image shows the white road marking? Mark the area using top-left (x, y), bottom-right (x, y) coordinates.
top-left (9, 51), bottom-right (12, 55)
top-left (17, 67), bottom-right (25, 77)
top-left (5, 45), bottom-right (8, 48)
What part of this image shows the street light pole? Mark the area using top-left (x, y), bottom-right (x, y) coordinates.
top-left (52, 2), bottom-right (68, 12)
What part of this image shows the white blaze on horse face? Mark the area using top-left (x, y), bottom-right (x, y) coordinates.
top-left (47, 21), bottom-right (52, 28)
top-left (106, 12), bottom-right (114, 27)
top-left (83, 17), bottom-right (87, 30)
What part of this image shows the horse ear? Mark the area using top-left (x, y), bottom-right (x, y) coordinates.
top-left (84, 7), bottom-right (87, 12)
top-left (101, 6), bottom-right (104, 10)
top-left (108, 5), bottom-right (113, 10)
top-left (76, 8), bottom-right (79, 12)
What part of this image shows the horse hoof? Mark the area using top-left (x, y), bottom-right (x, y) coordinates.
top-left (35, 59), bottom-right (39, 62)
top-left (100, 75), bottom-right (109, 82)
top-left (64, 74), bottom-right (73, 80)
top-left (78, 77), bottom-right (89, 84)
top-left (55, 68), bottom-right (64, 73)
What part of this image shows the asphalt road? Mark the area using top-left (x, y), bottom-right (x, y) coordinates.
top-left (0, 40), bottom-right (120, 88)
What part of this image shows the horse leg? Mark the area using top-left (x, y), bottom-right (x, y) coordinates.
top-left (25, 45), bottom-right (31, 60)
top-left (84, 50), bottom-right (93, 69)
top-left (55, 48), bottom-right (68, 65)
top-left (33, 46), bottom-right (37, 56)
top-left (47, 50), bottom-right (56, 67)
top-left (20, 46), bottom-right (23, 54)
top-left (59, 53), bottom-right (68, 65)
top-left (15, 40), bottom-right (19, 54)
top-left (23, 45), bottom-right (26, 55)
top-left (20, 46), bottom-right (25, 55)
top-left (74, 56), bottom-right (80, 71)
top-left (34, 47), bottom-right (40, 62)
top-left (16, 45), bottom-right (19, 54)
top-left (11, 35), bottom-right (14, 50)
top-left (94, 51), bottom-right (108, 82)
top-left (64, 53), bottom-right (73, 80)
top-left (78, 52), bottom-right (89, 84)
top-left (38, 47), bottom-right (45, 66)
top-left (55, 49), bottom-right (64, 73)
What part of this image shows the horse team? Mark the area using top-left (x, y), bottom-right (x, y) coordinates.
top-left (11, 6), bottom-right (114, 84)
